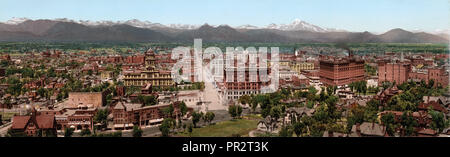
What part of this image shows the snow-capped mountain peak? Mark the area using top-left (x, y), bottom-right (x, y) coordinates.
top-left (265, 23), bottom-right (277, 29)
top-left (120, 19), bottom-right (166, 28)
top-left (77, 20), bottom-right (118, 26)
top-left (236, 24), bottom-right (260, 29)
top-left (267, 18), bottom-right (327, 32)
top-left (0, 17), bottom-right (347, 33)
top-left (4, 17), bottom-right (31, 25)
top-left (168, 24), bottom-right (200, 30)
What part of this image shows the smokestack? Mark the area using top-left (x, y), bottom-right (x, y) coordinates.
top-left (335, 42), bottom-right (352, 57)
top-left (401, 52), bottom-right (404, 62)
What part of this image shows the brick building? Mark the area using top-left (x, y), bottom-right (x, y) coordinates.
top-left (62, 92), bottom-right (105, 108)
top-left (319, 54), bottom-right (365, 86)
top-left (112, 101), bottom-right (181, 130)
top-left (125, 55), bottom-right (145, 64)
top-left (123, 49), bottom-right (175, 87)
top-left (37, 106), bottom-right (97, 131)
top-left (410, 67), bottom-right (449, 87)
top-left (378, 61), bottom-right (411, 85)
top-left (11, 109), bottom-right (57, 137)
top-left (222, 54), bottom-right (270, 101)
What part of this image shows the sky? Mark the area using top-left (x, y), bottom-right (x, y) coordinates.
top-left (0, 0), bottom-right (449, 33)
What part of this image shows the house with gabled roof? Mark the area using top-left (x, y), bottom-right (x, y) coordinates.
top-left (11, 109), bottom-right (57, 137)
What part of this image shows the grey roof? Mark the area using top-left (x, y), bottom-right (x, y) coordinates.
top-left (359, 122), bottom-right (385, 136)
top-left (286, 107), bottom-right (314, 116)
top-left (114, 101), bottom-right (142, 111)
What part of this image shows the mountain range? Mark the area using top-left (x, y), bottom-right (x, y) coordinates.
top-left (0, 18), bottom-right (448, 43)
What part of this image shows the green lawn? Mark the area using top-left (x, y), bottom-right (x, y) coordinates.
top-left (176, 119), bottom-right (258, 137)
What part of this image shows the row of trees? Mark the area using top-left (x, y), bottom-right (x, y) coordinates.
top-left (364, 64), bottom-right (377, 76)
top-left (279, 94), bottom-right (343, 137)
top-left (150, 82), bottom-right (205, 92)
top-left (135, 94), bottom-right (158, 106)
top-left (379, 110), bottom-right (449, 136)
top-left (191, 111), bottom-right (216, 128)
top-left (348, 80), bottom-right (368, 95)
top-left (159, 110), bottom-right (215, 137)
top-left (158, 101), bottom-right (195, 137)
top-left (243, 85), bottom-right (346, 137)
top-left (346, 99), bottom-right (381, 133)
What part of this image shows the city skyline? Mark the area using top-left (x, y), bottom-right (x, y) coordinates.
top-left (0, 0), bottom-right (449, 33)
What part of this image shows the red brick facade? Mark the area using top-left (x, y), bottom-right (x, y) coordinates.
top-left (11, 111), bottom-right (57, 137)
top-left (319, 56), bottom-right (365, 86)
top-left (112, 102), bottom-right (181, 129)
top-left (378, 61), bottom-right (411, 85)
top-left (409, 67), bottom-right (449, 87)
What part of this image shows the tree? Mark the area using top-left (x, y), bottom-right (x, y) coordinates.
top-left (236, 105), bottom-right (243, 118)
top-left (279, 126), bottom-right (293, 137)
top-left (387, 92), bottom-right (418, 112)
top-left (228, 105), bottom-right (243, 119)
top-left (381, 113), bottom-right (396, 136)
top-left (308, 86), bottom-right (318, 95)
top-left (280, 88), bottom-right (291, 99)
top-left (228, 105), bottom-right (237, 118)
top-left (428, 79), bottom-right (435, 88)
top-left (44, 129), bottom-right (57, 137)
top-left (204, 112), bottom-right (215, 125)
top-left (113, 131), bottom-right (122, 137)
top-left (94, 109), bottom-right (109, 128)
top-left (191, 112), bottom-right (202, 128)
top-left (382, 81), bottom-right (392, 90)
top-left (47, 67), bottom-right (56, 77)
top-left (364, 64), bottom-right (377, 76)
top-left (6, 128), bottom-right (27, 137)
top-left (188, 123), bottom-right (193, 137)
top-left (132, 126), bottom-right (143, 137)
top-left (293, 122), bottom-right (306, 137)
top-left (269, 106), bottom-right (282, 121)
top-left (36, 129), bottom-right (43, 137)
top-left (326, 86), bottom-right (337, 95)
top-left (250, 94), bottom-right (265, 113)
top-left (179, 101), bottom-right (188, 117)
top-left (159, 118), bottom-right (175, 137)
top-left (400, 112), bottom-right (418, 136)
top-left (366, 99), bottom-right (381, 111)
top-left (238, 95), bottom-right (251, 107)
top-left (64, 128), bottom-right (74, 137)
top-left (319, 87), bottom-right (326, 102)
top-left (429, 110), bottom-right (447, 133)
top-left (80, 129), bottom-right (91, 136)
top-left (37, 87), bottom-right (48, 98)
top-left (163, 104), bottom-right (175, 118)
top-left (346, 105), bottom-right (365, 133)
top-left (87, 69), bottom-right (93, 76)
top-left (137, 94), bottom-right (158, 106)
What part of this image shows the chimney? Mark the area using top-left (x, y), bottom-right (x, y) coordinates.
top-left (401, 52), bottom-right (404, 62)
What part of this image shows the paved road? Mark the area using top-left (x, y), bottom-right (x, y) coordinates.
top-left (200, 64), bottom-right (227, 112)
top-left (0, 122), bottom-right (12, 137)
